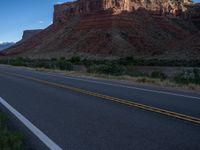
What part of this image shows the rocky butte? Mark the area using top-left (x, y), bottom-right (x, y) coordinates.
top-left (53, 0), bottom-right (193, 23)
top-left (0, 29), bottom-right (42, 54)
top-left (3, 0), bottom-right (200, 59)
top-left (21, 30), bottom-right (42, 42)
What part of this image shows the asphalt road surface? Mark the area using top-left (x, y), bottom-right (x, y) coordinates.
top-left (0, 65), bottom-right (200, 150)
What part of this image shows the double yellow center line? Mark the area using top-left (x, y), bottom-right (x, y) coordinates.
top-left (1, 71), bottom-right (200, 125)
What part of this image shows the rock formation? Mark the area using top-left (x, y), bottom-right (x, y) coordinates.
top-left (2, 0), bottom-right (200, 59)
top-left (53, 0), bottom-right (193, 23)
top-left (0, 30), bottom-right (42, 52)
top-left (19, 29), bottom-right (43, 43)
top-left (185, 3), bottom-right (200, 28)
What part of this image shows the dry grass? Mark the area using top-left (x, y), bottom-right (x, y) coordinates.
top-left (0, 111), bottom-right (24, 150)
top-left (30, 67), bottom-right (200, 92)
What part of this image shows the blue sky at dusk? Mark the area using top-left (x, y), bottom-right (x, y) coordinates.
top-left (0, 0), bottom-right (199, 43)
top-left (0, 0), bottom-right (71, 43)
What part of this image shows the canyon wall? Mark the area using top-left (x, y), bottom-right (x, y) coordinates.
top-left (15, 29), bottom-right (43, 45)
top-left (53, 0), bottom-right (193, 23)
top-left (21, 29), bottom-right (43, 42)
top-left (186, 3), bottom-right (200, 28)
top-left (2, 0), bottom-right (199, 59)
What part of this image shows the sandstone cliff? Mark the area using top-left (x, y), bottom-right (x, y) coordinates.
top-left (18, 29), bottom-right (43, 43)
top-left (3, 0), bottom-right (200, 60)
top-left (53, 0), bottom-right (193, 24)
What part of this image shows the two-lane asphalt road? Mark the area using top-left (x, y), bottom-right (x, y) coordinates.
top-left (0, 65), bottom-right (200, 150)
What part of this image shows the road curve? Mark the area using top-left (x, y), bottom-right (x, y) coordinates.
top-left (0, 65), bottom-right (200, 150)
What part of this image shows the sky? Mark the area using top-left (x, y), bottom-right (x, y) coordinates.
top-left (0, 0), bottom-right (199, 43)
top-left (0, 0), bottom-right (72, 43)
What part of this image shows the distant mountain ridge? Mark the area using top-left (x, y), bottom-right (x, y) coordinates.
top-left (19, 29), bottom-right (43, 43)
top-left (0, 29), bottom-right (42, 52)
top-left (0, 42), bottom-right (15, 51)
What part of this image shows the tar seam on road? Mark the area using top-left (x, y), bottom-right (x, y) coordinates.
top-left (1, 71), bottom-right (200, 125)
top-left (0, 97), bottom-right (62, 150)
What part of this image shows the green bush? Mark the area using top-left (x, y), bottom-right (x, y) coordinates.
top-left (117, 57), bottom-right (200, 67)
top-left (151, 71), bottom-right (167, 80)
top-left (34, 61), bottom-right (51, 68)
top-left (88, 62), bottom-right (125, 76)
top-left (69, 55), bottom-right (81, 64)
top-left (174, 69), bottom-right (200, 85)
top-left (56, 58), bottom-right (73, 71)
top-left (0, 59), bottom-right (9, 64)
top-left (9, 57), bottom-right (27, 66)
top-left (126, 71), bottom-right (147, 77)
top-left (1, 57), bottom-right (200, 68)
top-left (0, 112), bottom-right (24, 150)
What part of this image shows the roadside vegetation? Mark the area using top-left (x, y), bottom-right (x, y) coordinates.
top-left (0, 111), bottom-right (24, 150)
top-left (0, 56), bottom-right (200, 89)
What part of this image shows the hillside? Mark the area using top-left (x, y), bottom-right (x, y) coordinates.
top-left (0, 42), bottom-right (15, 51)
top-left (17, 29), bottom-right (42, 44)
top-left (3, 0), bottom-right (200, 60)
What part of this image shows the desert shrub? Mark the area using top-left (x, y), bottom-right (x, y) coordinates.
top-left (151, 71), bottom-right (167, 80)
top-left (87, 64), bottom-right (99, 73)
top-left (69, 55), bottom-right (81, 64)
top-left (88, 62), bottom-right (125, 76)
top-left (127, 71), bottom-right (147, 77)
top-left (82, 59), bottom-right (95, 67)
top-left (1, 57), bottom-right (200, 68)
top-left (117, 58), bottom-right (200, 67)
top-left (9, 57), bottom-right (27, 66)
top-left (30, 59), bottom-right (52, 69)
top-left (0, 112), bottom-right (24, 150)
top-left (193, 68), bottom-right (200, 84)
top-left (174, 69), bottom-right (200, 84)
top-left (0, 59), bottom-right (9, 64)
top-left (56, 58), bottom-right (73, 71)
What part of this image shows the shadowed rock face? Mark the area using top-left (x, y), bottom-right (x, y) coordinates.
top-left (186, 3), bottom-right (200, 29)
top-left (20, 30), bottom-right (43, 43)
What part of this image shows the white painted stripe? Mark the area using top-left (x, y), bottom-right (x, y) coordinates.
top-left (1, 65), bottom-right (200, 100)
top-left (0, 97), bottom-right (62, 150)
top-left (40, 72), bottom-right (200, 100)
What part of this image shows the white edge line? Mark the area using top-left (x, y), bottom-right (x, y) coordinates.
top-left (0, 97), bottom-right (62, 150)
top-left (2, 66), bottom-right (200, 100)
top-left (41, 72), bottom-right (200, 100)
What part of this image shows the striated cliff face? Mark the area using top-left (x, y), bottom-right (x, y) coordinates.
top-left (186, 3), bottom-right (200, 28)
top-left (53, 0), bottom-right (193, 23)
top-left (3, 0), bottom-right (200, 59)
top-left (0, 30), bottom-right (42, 53)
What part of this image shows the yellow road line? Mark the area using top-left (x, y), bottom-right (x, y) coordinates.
top-left (1, 71), bottom-right (200, 125)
